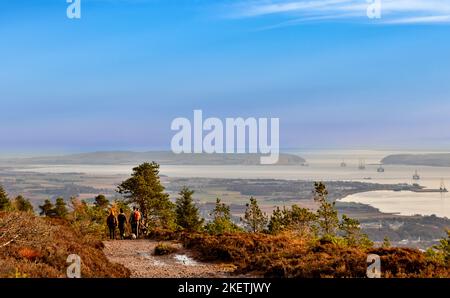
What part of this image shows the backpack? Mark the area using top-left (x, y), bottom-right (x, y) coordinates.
top-left (107, 214), bottom-right (117, 227)
top-left (133, 210), bottom-right (141, 222)
top-left (118, 213), bottom-right (126, 225)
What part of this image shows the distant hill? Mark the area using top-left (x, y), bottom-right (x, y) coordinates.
top-left (381, 153), bottom-right (450, 167)
top-left (3, 151), bottom-right (306, 166)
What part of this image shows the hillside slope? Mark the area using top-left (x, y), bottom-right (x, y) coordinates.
top-left (0, 212), bottom-right (130, 278)
top-left (182, 232), bottom-right (450, 278)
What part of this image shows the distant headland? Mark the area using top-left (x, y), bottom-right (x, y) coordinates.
top-left (1, 151), bottom-right (306, 166)
top-left (382, 153), bottom-right (450, 167)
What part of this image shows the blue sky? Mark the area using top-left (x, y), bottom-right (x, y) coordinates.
top-left (1, 0), bottom-right (450, 154)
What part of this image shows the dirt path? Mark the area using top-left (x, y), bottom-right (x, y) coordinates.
top-left (103, 240), bottom-right (236, 278)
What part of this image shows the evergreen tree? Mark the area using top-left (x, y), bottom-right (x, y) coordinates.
top-left (431, 230), bottom-right (450, 265)
top-left (205, 198), bottom-right (240, 234)
top-left (242, 197), bottom-right (268, 233)
top-left (13, 195), bottom-right (34, 212)
top-left (175, 187), bottom-right (204, 232)
top-left (313, 182), bottom-right (339, 239)
top-left (339, 215), bottom-right (360, 245)
top-left (39, 199), bottom-right (56, 217)
top-left (94, 194), bottom-right (109, 209)
top-left (338, 215), bottom-right (356, 243)
top-left (268, 205), bottom-right (316, 236)
top-left (0, 184), bottom-right (11, 211)
top-left (268, 207), bottom-right (286, 234)
top-left (54, 197), bottom-right (68, 218)
top-left (288, 205), bottom-right (317, 236)
top-left (117, 162), bottom-right (176, 230)
top-left (338, 215), bottom-right (373, 247)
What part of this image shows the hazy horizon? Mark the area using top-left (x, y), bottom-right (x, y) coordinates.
top-left (1, 147), bottom-right (450, 160)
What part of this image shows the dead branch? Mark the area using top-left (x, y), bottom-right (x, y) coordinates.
top-left (0, 234), bottom-right (20, 248)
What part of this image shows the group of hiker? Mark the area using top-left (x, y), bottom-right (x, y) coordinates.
top-left (106, 207), bottom-right (142, 240)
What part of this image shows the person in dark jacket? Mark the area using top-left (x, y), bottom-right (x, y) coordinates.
top-left (117, 209), bottom-right (127, 240)
top-left (106, 210), bottom-right (118, 240)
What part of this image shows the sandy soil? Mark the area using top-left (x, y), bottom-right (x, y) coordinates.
top-left (103, 240), bottom-right (236, 278)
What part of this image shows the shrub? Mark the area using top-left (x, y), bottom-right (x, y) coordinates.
top-left (182, 232), bottom-right (450, 278)
top-left (154, 243), bottom-right (179, 256)
top-left (17, 247), bottom-right (42, 261)
top-left (13, 196), bottom-right (34, 213)
top-left (0, 185), bottom-right (11, 211)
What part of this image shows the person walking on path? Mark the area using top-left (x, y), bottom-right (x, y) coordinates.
top-left (106, 210), bottom-right (118, 240)
top-left (129, 207), bottom-right (138, 238)
top-left (117, 208), bottom-right (127, 240)
top-left (129, 207), bottom-right (142, 238)
top-left (135, 208), bottom-right (142, 238)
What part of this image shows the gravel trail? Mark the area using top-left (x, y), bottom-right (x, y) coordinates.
top-left (103, 240), bottom-right (235, 278)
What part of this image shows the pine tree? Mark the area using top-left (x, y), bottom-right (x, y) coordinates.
top-left (339, 215), bottom-right (373, 247)
top-left (268, 207), bottom-right (286, 234)
top-left (268, 205), bottom-right (316, 235)
top-left (0, 184), bottom-right (11, 211)
top-left (39, 199), bottom-right (56, 217)
top-left (175, 187), bottom-right (204, 232)
top-left (205, 198), bottom-right (240, 234)
top-left (339, 215), bottom-right (358, 245)
top-left (13, 195), bottom-right (34, 212)
top-left (210, 198), bottom-right (231, 221)
top-left (434, 230), bottom-right (450, 265)
top-left (313, 182), bottom-right (339, 239)
top-left (242, 197), bottom-right (268, 233)
top-left (117, 162), bottom-right (176, 230)
top-left (427, 230), bottom-right (450, 265)
top-left (54, 197), bottom-right (68, 218)
top-left (94, 194), bottom-right (109, 209)
top-left (288, 205), bottom-right (317, 236)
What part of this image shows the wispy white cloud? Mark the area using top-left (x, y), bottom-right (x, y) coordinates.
top-left (385, 15), bottom-right (450, 24)
top-left (226, 0), bottom-right (450, 25)
top-left (232, 0), bottom-right (352, 18)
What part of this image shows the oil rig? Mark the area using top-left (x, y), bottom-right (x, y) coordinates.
top-left (440, 179), bottom-right (448, 193)
top-left (358, 159), bottom-right (366, 170)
